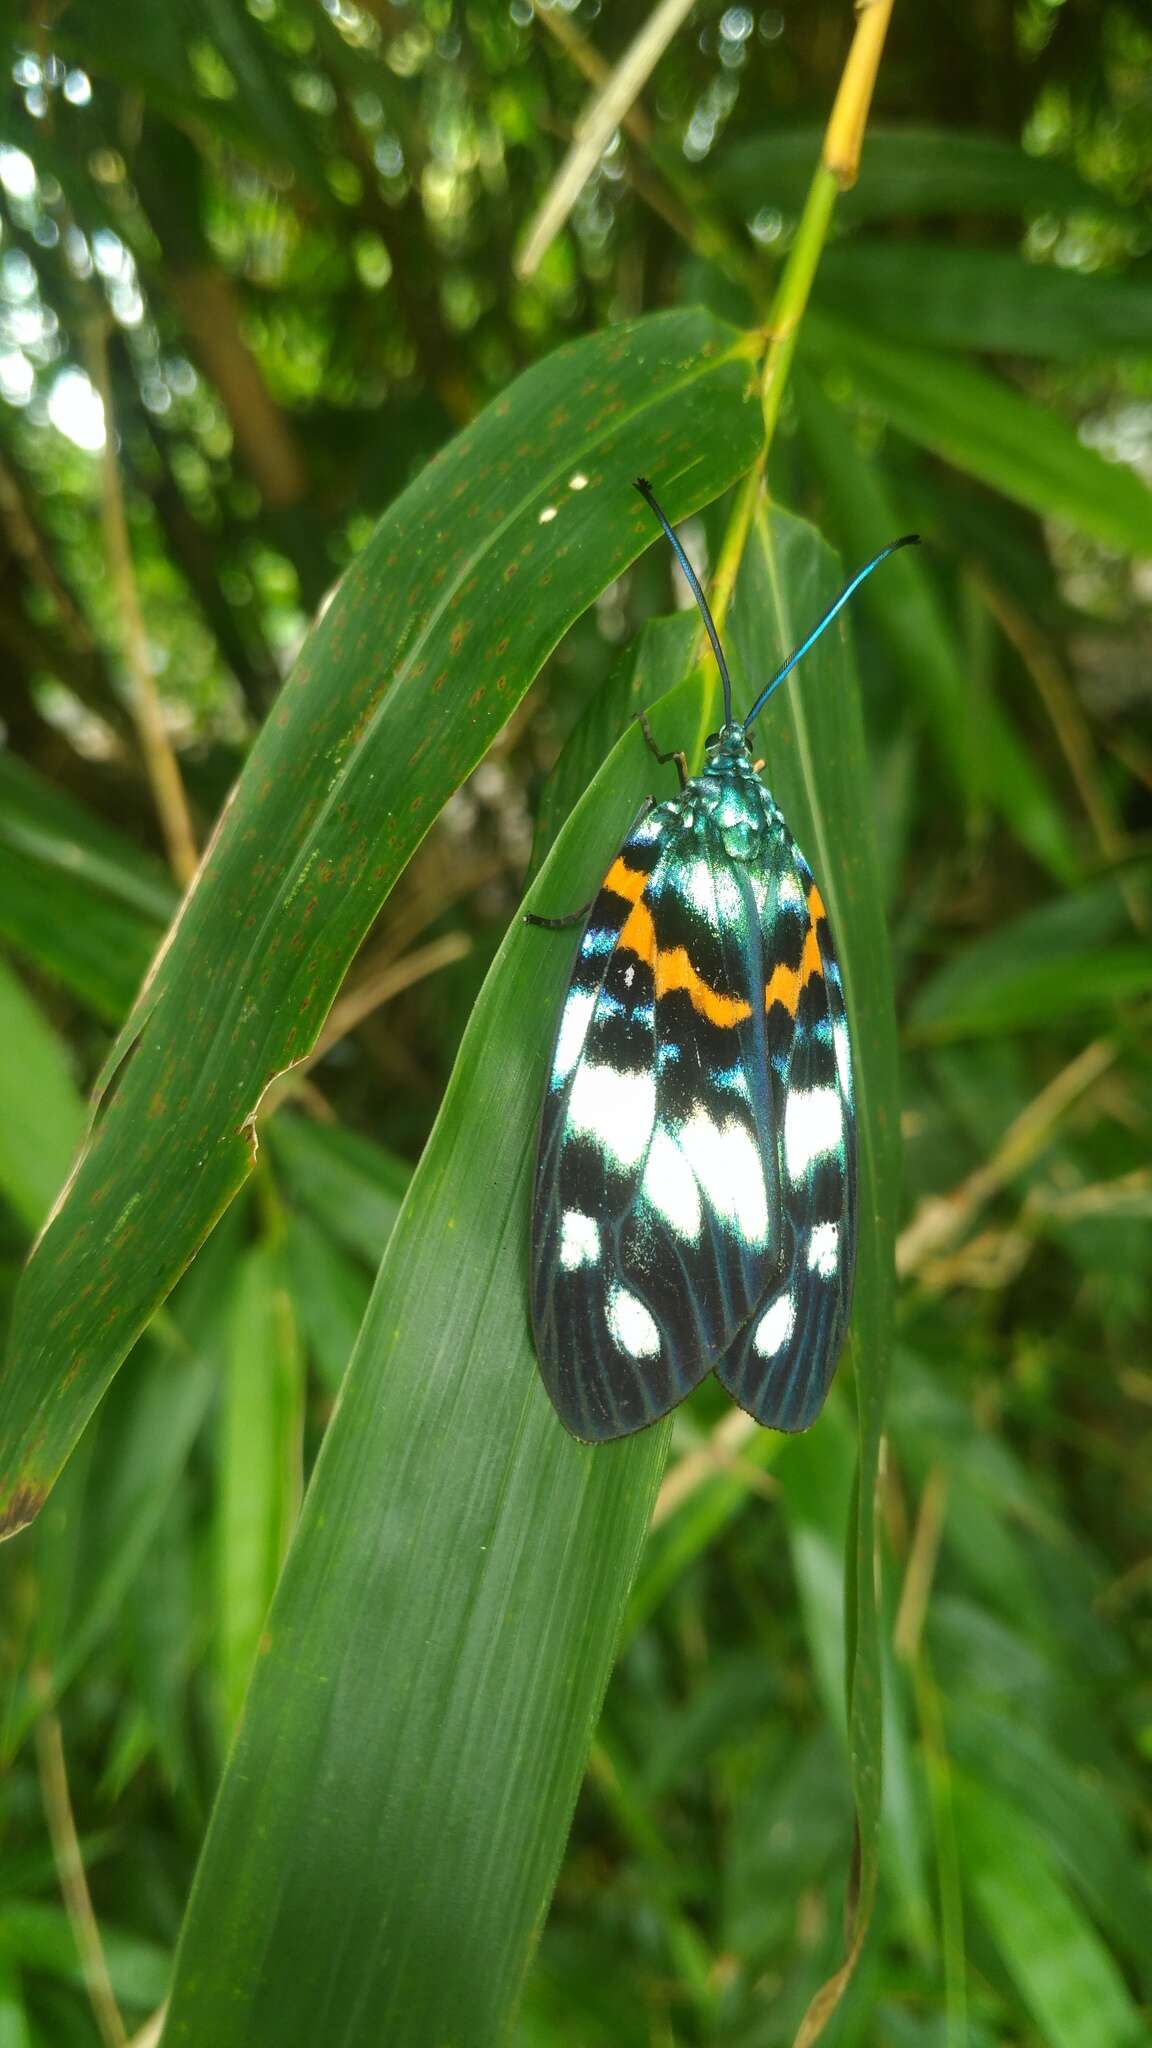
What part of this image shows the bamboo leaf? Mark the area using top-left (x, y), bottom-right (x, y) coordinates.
top-left (160, 681), bottom-right (690, 2048)
top-left (797, 372), bottom-right (1082, 884)
top-left (161, 502), bottom-right (898, 2046)
top-left (0, 307), bottom-right (762, 1536)
top-left (0, 757), bottom-right (172, 1023)
top-left (816, 242), bottom-right (1152, 360)
top-left (908, 875), bottom-right (1150, 1039)
top-left (216, 1244), bottom-right (304, 1732)
top-left (717, 126), bottom-right (1130, 227)
top-left (954, 1776), bottom-right (1146, 2048)
top-left (730, 510), bottom-right (901, 2037)
top-left (0, 957), bottom-right (86, 1233)
top-left (804, 309), bottom-right (1152, 556)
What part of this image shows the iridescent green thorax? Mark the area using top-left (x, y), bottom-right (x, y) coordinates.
top-left (664, 721), bottom-right (778, 863)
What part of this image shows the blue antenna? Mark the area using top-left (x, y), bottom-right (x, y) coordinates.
top-left (634, 477), bottom-right (919, 734)
top-left (634, 477), bottom-right (734, 727)
top-left (742, 533), bottom-right (920, 729)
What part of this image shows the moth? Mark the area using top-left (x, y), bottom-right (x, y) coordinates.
top-left (529, 478), bottom-right (915, 1442)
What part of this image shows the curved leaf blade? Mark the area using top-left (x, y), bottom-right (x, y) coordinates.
top-left (161, 502), bottom-right (900, 2048)
top-left (0, 307), bottom-right (761, 1536)
top-left (729, 508), bottom-right (901, 2036)
top-left (805, 309), bottom-right (1152, 556)
top-left (716, 127), bottom-right (1130, 228)
top-left (159, 683), bottom-right (699, 2048)
top-left (816, 243), bottom-right (1152, 361)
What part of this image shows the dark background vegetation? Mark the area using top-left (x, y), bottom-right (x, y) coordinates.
top-left (0, 2), bottom-right (1150, 2044)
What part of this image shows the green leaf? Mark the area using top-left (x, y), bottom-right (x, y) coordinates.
top-left (0, 756), bottom-right (174, 1023)
top-left (908, 876), bottom-right (1150, 1040)
top-left (729, 510), bottom-right (901, 2031)
top-left (161, 702), bottom-right (686, 2048)
top-left (816, 242), bottom-right (1152, 360)
top-left (717, 127), bottom-right (1128, 227)
top-left (803, 309), bottom-right (1152, 557)
top-left (0, 1955), bottom-right (30, 2048)
top-left (280, 1213), bottom-right (373, 1392)
top-left (262, 1115), bottom-right (409, 1269)
top-left (56, 0), bottom-right (338, 201)
top-left (0, 1903), bottom-right (169, 2012)
top-left (796, 372), bottom-right (1082, 884)
top-left (0, 957), bottom-right (86, 1233)
top-left (914, 943), bottom-right (1152, 1040)
top-left (526, 610), bottom-right (699, 879)
top-left (6, 1215), bottom-right (238, 1748)
top-left (161, 501), bottom-right (899, 2047)
top-left (954, 1776), bottom-right (1146, 2048)
top-left (216, 1244), bottom-right (303, 1731)
top-left (624, 1421), bottom-right (782, 1639)
top-left (0, 307), bottom-right (762, 1536)
top-left (946, 1701), bottom-right (1152, 1991)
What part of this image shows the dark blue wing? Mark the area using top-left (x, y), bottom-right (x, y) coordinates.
top-left (715, 834), bottom-right (857, 1431)
top-left (531, 809), bottom-right (786, 1442)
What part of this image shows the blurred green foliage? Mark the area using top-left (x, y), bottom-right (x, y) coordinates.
top-left (0, 2), bottom-right (1150, 2045)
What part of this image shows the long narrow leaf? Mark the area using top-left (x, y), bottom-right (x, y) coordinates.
top-left (160, 681), bottom-right (695, 2048)
top-left (804, 310), bottom-right (1152, 556)
top-left (0, 307), bottom-right (762, 1536)
top-left (730, 510), bottom-right (901, 2036)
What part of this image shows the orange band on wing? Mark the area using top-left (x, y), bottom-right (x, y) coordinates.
top-left (765, 892), bottom-right (827, 1018)
top-left (618, 898), bottom-right (656, 967)
top-left (655, 947), bottom-right (752, 1027)
top-left (604, 856), bottom-right (650, 906)
top-left (615, 900), bottom-right (752, 1028)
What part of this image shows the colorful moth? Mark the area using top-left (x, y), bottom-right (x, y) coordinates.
top-left (529, 478), bottom-right (917, 1442)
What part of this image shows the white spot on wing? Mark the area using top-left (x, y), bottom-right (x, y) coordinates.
top-left (784, 1086), bottom-right (843, 1180)
top-left (681, 854), bottom-right (741, 923)
top-left (682, 856), bottom-right (714, 916)
top-left (607, 1285), bottom-right (660, 1359)
top-left (560, 1209), bottom-right (601, 1270)
top-left (631, 814), bottom-right (663, 845)
top-left (807, 1222), bottom-right (839, 1278)
top-left (551, 988), bottom-right (596, 1087)
top-left (754, 1292), bottom-right (796, 1358)
top-left (567, 1063), bottom-right (656, 1168)
top-left (678, 1111), bottom-right (768, 1245)
top-left (832, 1014), bottom-right (852, 1097)
top-left (777, 871), bottom-right (803, 906)
top-left (643, 1125), bottom-right (703, 1239)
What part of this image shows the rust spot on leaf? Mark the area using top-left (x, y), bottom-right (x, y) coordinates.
top-left (0, 1484), bottom-right (46, 1540)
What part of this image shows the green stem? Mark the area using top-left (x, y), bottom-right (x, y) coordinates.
top-left (760, 164), bottom-right (840, 450)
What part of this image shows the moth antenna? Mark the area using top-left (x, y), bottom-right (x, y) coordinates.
top-left (742, 534), bottom-right (920, 730)
top-left (634, 476), bottom-right (733, 729)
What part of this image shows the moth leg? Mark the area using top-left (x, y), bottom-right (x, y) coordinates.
top-left (636, 708), bottom-right (688, 790)
top-left (524, 796), bottom-right (656, 929)
top-left (524, 901), bottom-right (594, 931)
